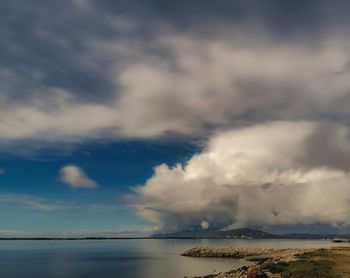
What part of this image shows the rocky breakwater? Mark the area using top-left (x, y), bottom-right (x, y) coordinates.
top-left (182, 247), bottom-right (314, 278)
top-left (182, 247), bottom-right (313, 263)
top-left (182, 247), bottom-right (279, 258)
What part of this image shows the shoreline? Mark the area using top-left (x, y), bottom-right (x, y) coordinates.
top-left (182, 246), bottom-right (350, 277)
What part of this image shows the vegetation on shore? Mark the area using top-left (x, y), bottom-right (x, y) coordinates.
top-left (263, 249), bottom-right (339, 278)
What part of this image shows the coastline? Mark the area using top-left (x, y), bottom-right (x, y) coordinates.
top-left (182, 246), bottom-right (350, 277)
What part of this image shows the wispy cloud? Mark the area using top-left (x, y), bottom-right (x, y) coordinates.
top-left (60, 165), bottom-right (97, 189)
top-left (0, 194), bottom-right (65, 211)
top-left (0, 194), bottom-right (122, 213)
top-left (61, 228), bottom-right (154, 238)
top-left (0, 230), bottom-right (27, 237)
top-left (0, 168), bottom-right (5, 175)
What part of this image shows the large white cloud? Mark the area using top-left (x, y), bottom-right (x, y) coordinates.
top-left (129, 121), bottom-right (350, 232)
top-left (60, 165), bottom-right (97, 189)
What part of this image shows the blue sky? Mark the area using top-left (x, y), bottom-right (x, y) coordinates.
top-left (2, 0), bottom-right (350, 236)
top-left (0, 140), bottom-right (200, 236)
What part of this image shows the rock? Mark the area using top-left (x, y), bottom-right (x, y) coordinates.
top-left (247, 265), bottom-right (267, 278)
top-left (266, 274), bottom-right (282, 278)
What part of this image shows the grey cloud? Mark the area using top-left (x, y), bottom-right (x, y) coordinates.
top-left (93, 0), bottom-right (350, 38)
top-left (296, 122), bottom-right (350, 171)
top-left (1, 1), bottom-right (350, 144)
top-left (0, 0), bottom-right (120, 103)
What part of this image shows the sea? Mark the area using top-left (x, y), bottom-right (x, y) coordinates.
top-left (0, 239), bottom-right (348, 278)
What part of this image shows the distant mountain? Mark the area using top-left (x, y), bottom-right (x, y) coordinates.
top-left (150, 227), bottom-right (218, 238)
top-left (150, 228), bottom-right (350, 240)
top-left (280, 233), bottom-right (350, 240)
top-left (218, 228), bottom-right (277, 239)
top-left (150, 228), bottom-right (277, 239)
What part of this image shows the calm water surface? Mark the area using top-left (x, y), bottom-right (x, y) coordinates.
top-left (0, 239), bottom-right (347, 278)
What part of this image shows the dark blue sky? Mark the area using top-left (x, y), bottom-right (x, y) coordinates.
top-left (0, 139), bottom-right (200, 236)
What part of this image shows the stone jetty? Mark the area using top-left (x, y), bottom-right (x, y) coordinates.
top-left (182, 246), bottom-right (311, 262)
top-left (182, 247), bottom-right (278, 258)
top-left (183, 247), bottom-right (314, 278)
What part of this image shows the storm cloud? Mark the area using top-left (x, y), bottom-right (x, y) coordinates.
top-left (130, 121), bottom-right (350, 232)
top-left (1, 1), bottom-right (350, 142)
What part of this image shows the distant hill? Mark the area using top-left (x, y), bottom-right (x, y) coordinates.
top-left (150, 228), bottom-right (350, 240)
top-left (150, 228), bottom-right (277, 239)
top-left (218, 228), bottom-right (277, 239)
top-left (280, 233), bottom-right (350, 240)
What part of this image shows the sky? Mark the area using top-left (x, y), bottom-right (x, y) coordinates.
top-left (2, 0), bottom-right (350, 236)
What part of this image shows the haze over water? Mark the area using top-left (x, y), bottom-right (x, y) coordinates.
top-left (0, 239), bottom-right (347, 278)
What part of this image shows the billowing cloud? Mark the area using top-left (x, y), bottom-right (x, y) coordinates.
top-left (60, 165), bottom-right (97, 189)
top-left (129, 121), bottom-right (350, 232)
